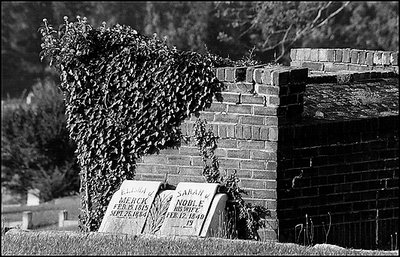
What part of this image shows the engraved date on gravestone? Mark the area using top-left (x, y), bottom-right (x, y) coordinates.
top-left (98, 180), bottom-right (161, 235)
top-left (159, 183), bottom-right (219, 236)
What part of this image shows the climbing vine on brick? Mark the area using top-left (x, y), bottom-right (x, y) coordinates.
top-left (38, 16), bottom-right (226, 231)
top-left (192, 119), bottom-right (271, 240)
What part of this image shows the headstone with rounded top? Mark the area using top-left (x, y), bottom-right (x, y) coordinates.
top-left (98, 180), bottom-right (162, 235)
top-left (158, 182), bottom-right (219, 236)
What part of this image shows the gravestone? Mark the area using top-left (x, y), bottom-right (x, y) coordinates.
top-left (158, 182), bottom-right (219, 236)
top-left (98, 180), bottom-right (162, 235)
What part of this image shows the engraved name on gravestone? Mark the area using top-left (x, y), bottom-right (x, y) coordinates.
top-left (98, 180), bottom-right (161, 235)
top-left (159, 182), bottom-right (219, 236)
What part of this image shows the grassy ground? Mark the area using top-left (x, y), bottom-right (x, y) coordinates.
top-left (1, 230), bottom-right (398, 256)
top-left (1, 196), bottom-right (398, 255)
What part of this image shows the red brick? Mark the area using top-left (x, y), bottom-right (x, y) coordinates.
top-left (227, 104), bottom-right (253, 114)
top-left (350, 50), bottom-right (359, 64)
top-left (207, 102), bottom-right (227, 112)
top-left (167, 156), bottom-right (191, 165)
top-left (253, 68), bottom-right (264, 83)
top-left (342, 49), bottom-right (351, 63)
top-left (221, 92), bottom-right (240, 104)
top-left (226, 125), bottom-right (235, 138)
top-left (303, 48), bottom-right (312, 61)
top-left (154, 165), bottom-right (179, 174)
top-left (327, 49), bottom-right (335, 62)
top-left (268, 127), bottom-right (279, 141)
top-left (178, 166), bottom-right (203, 176)
top-left (243, 125), bottom-right (252, 139)
top-left (242, 94), bottom-right (265, 105)
top-left (260, 127), bottom-right (269, 140)
top-left (252, 170), bottom-right (277, 180)
top-left (235, 125), bottom-right (243, 139)
top-left (215, 148), bottom-right (226, 157)
top-left (310, 49), bottom-right (319, 61)
top-left (252, 126), bottom-right (261, 140)
top-left (261, 69), bottom-right (273, 85)
top-left (290, 49), bottom-right (297, 61)
top-left (358, 50), bottom-right (367, 64)
top-left (216, 68), bottom-right (225, 81)
top-left (373, 51), bottom-right (383, 65)
top-left (219, 158), bottom-right (240, 168)
top-left (246, 67), bottom-right (255, 82)
top-left (241, 115), bottom-right (264, 125)
top-left (196, 112), bottom-right (215, 122)
top-left (382, 52), bottom-right (391, 65)
top-left (250, 150), bottom-right (271, 160)
top-left (191, 156), bottom-right (203, 166)
top-left (254, 106), bottom-right (277, 116)
top-left (319, 49), bottom-right (329, 61)
top-left (390, 52), bottom-right (398, 65)
top-left (265, 116), bottom-right (279, 126)
top-left (143, 155), bottom-right (168, 164)
top-left (296, 48), bottom-right (306, 61)
top-left (218, 139), bottom-right (237, 148)
top-left (227, 149), bottom-right (250, 159)
top-left (179, 147), bottom-right (200, 156)
top-left (365, 51), bottom-right (374, 65)
top-left (324, 62), bottom-right (349, 72)
top-left (265, 142), bottom-right (278, 151)
top-left (227, 83), bottom-right (254, 93)
top-left (240, 160), bottom-right (265, 170)
top-left (214, 113), bottom-right (239, 123)
top-left (238, 140), bottom-right (265, 149)
top-left (257, 85), bottom-right (279, 95)
top-left (252, 189), bottom-right (277, 199)
top-left (136, 164), bottom-right (156, 173)
top-left (239, 178), bottom-right (265, 189)
top-left (290, 61), bottom-right (302, 67)
top-left (301, 61), bottom-right (324, 71)
top-left (225, 67), bottom-right (235, 82)
top-left (334, 49), bottom-right (343, 62)
top-left (268, 96), bottom-right (280, 106)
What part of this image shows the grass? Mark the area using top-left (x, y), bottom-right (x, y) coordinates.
top-left (1, 196), bottom-right (398, 255)
top-left (1, 230), bottom-right (398, 256)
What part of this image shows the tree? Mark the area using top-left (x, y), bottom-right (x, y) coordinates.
top-left (213, 1), bottom-right (398, 65)
top-left (1, 78), bottom-right (79, 201)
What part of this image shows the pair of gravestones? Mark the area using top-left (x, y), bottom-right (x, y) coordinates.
top-left (99, 181), bottom-right (228, 237)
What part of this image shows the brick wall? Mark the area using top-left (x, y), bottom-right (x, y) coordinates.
top-left (135, 65), bottom-right (308, 240)
top-left (290, 48), bottom-right (399, 73)
top-left (130, 48), bottom-right (398, 247)
top-left (277, 116), bottom-right (399, 250)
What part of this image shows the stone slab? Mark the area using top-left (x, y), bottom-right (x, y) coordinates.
top-left (159, 182), bottom-right (219, 236)
top-left (98, 180), bottom-right (162, 235)
top-left (200, 193), bottom-right (228, 238)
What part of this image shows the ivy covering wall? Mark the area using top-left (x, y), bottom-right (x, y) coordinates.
top-left (39, 17), bottom-right (230, 231)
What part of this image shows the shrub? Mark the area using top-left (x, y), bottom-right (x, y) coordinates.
top-left (1, 78), bottom-right (79, 202)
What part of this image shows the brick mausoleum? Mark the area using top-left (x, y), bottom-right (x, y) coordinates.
top-left (135, 48), bottom-right (399, 250)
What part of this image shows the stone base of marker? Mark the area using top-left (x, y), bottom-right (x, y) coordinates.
top-left (98, 180), bottom-right (229, 239)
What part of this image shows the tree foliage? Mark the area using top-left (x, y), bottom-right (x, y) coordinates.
top-left (1, 79), bottom-right (79, 201)
top-left (2, 1), bottom-right (398, 97)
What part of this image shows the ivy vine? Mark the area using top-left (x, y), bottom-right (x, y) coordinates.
top-left (192, 119), bottom-right (271, 240)
top-left (39, 16), bottom-right (227, 231)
